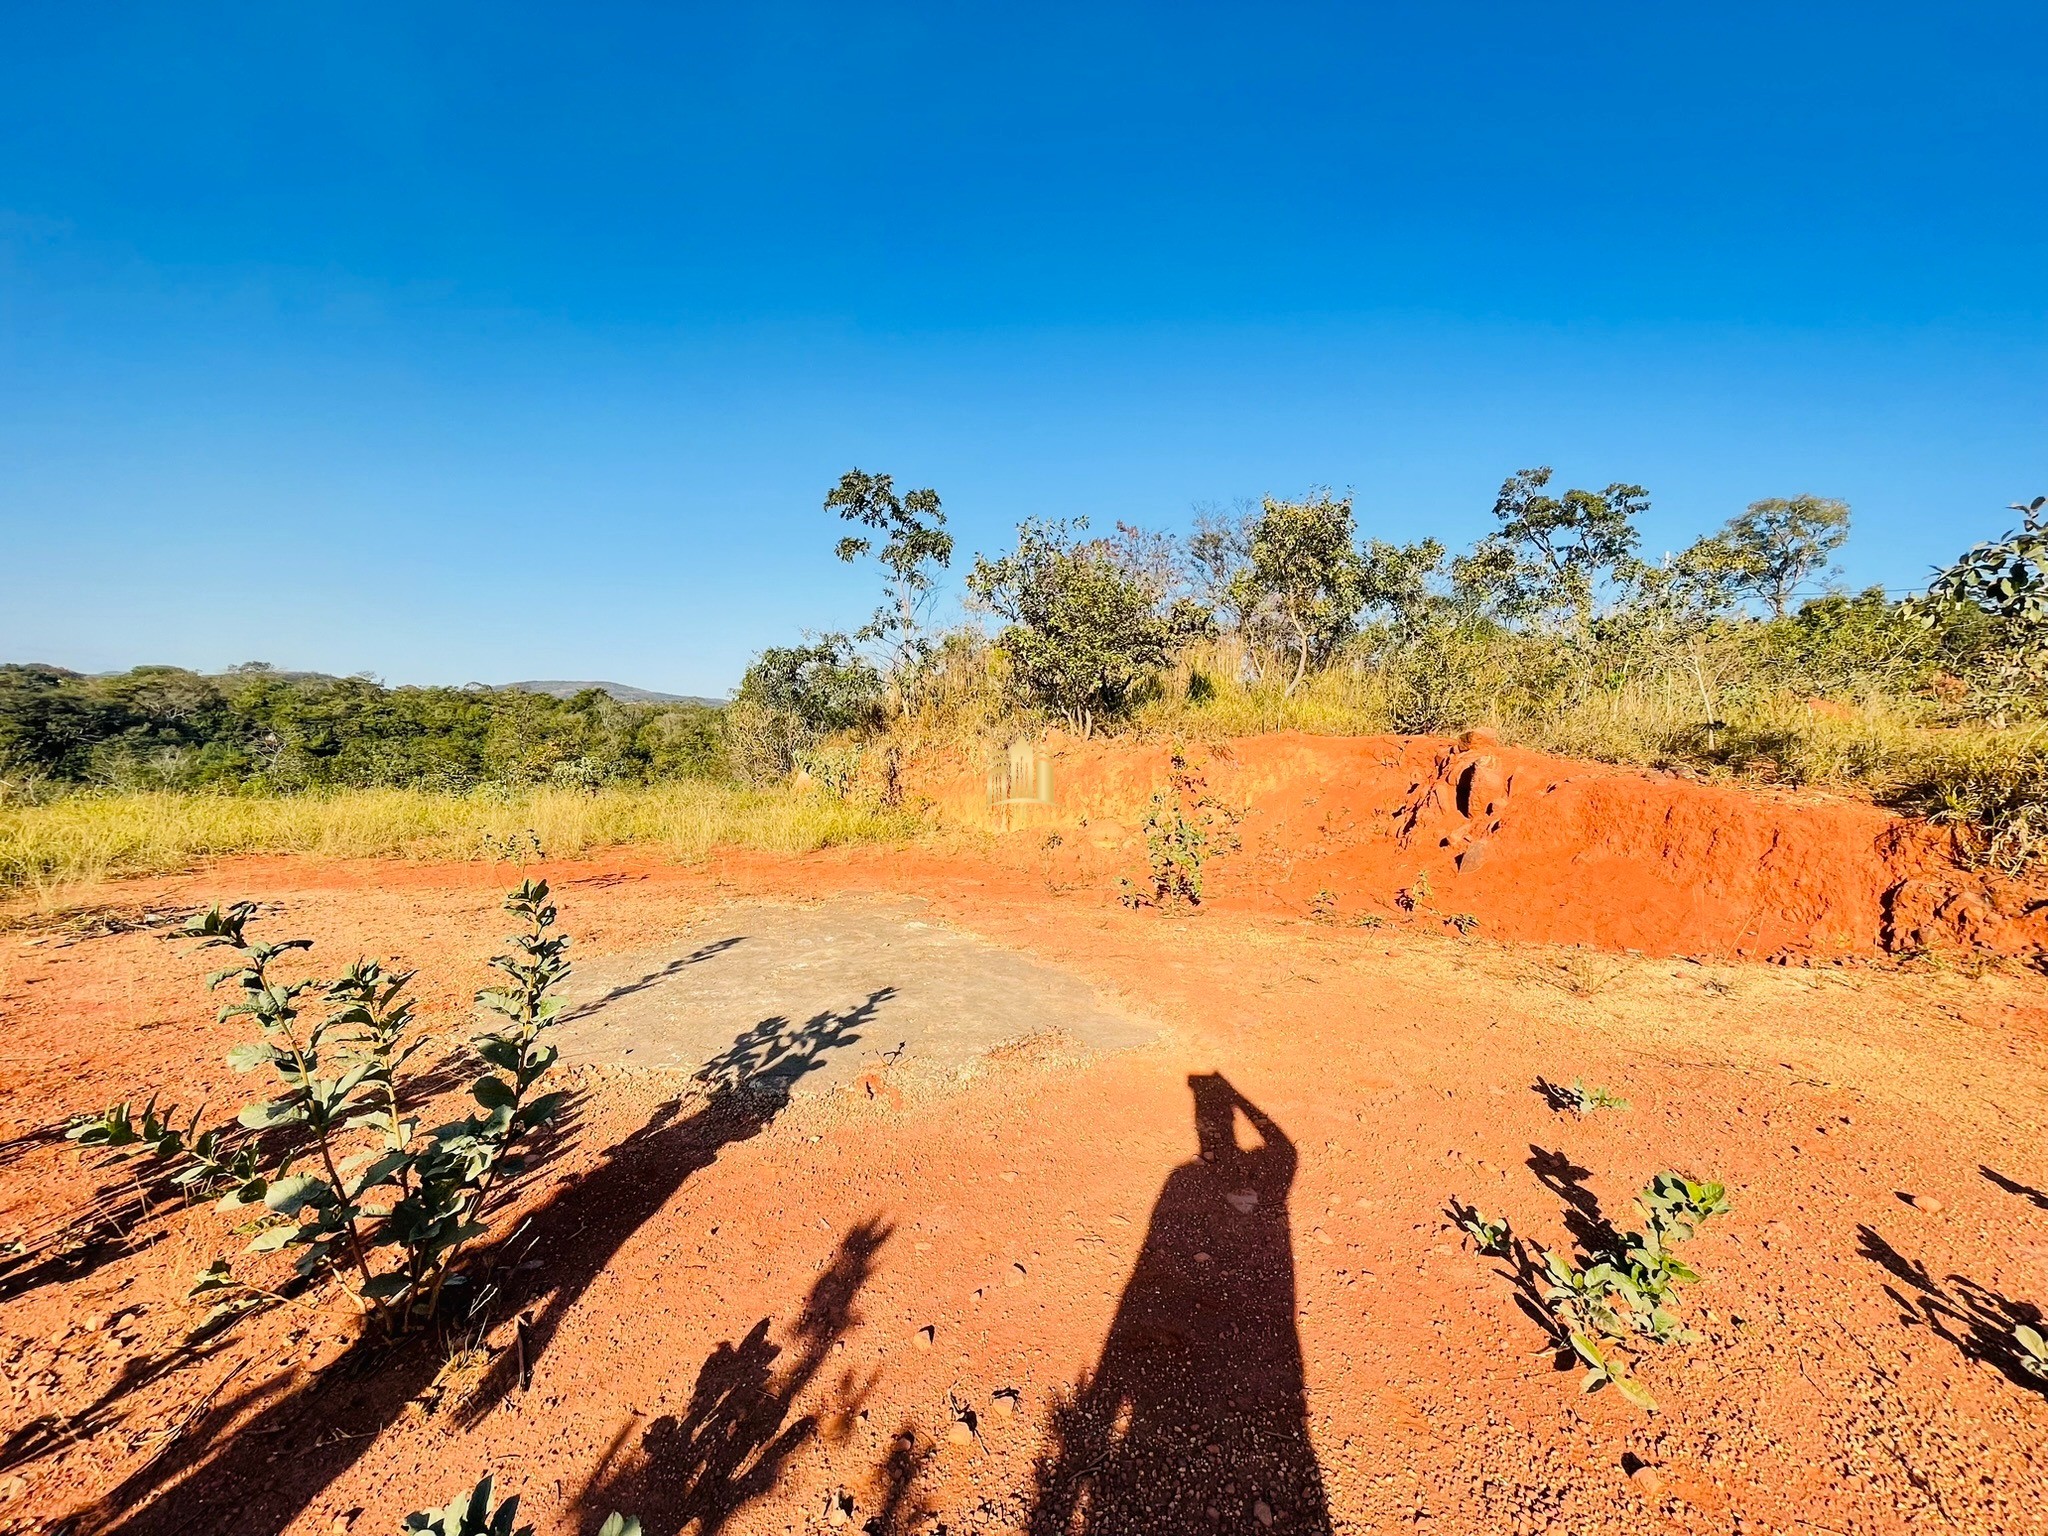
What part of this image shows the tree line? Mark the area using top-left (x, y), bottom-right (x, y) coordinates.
top-left (732, 467), bottom-right (2041, 770)
top-left (7, 473), bottom-right (2040, 799)
top-left (0, 666), bottom-right (724, 794)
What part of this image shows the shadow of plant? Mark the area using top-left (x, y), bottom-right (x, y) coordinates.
top-left (72, 994), bottom-right (884, 1536)
top-left (560, 936), bottom-right (748, 1024)
top-left (1858, 1223), bottom-right (2048, 1394)
top-left (573, 1217), bottom-right (894, 1536)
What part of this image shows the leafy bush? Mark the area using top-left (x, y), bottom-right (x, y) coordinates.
top-left (728, 637), bottom-right (884, 782)
top-left (69, 880), bottom-right (572, 1336)
top-left (968, 519), bottom-right (1212, 734)
top-left (1118, 750), bottom-right (1241, 908)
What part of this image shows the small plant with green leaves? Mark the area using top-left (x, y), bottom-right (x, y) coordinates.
top-left (1567, 1332), bottom-right (1656, 1410)
top-left (1447, 911), bottom-right (1480, 937)
top-left (1118, 750), bottom-right (1242, 909)
top-left (1537, 1170), bottom-right (1730, 1408)
top-left (68, 880), bottom-right (572, 1338)
top-left (2016, 1324), bottom-right (2048, 1381)
top-left (1569, 1079), bottom-right (1629, 1116)
top-left (1306, 887), bottom-right (1338, 924)
top-left (1447, 1199), bottom-right (1511, 1256)
top-left (403, 1476), bottom-right (638, 1536)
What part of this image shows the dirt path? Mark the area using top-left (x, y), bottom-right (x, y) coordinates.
top-left (3, 845), bottom-right (2047, 1535)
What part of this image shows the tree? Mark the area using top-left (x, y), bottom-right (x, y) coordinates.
top-left (824, 469), bottom-right (954, 694)
top-left (1916, 495), bottom-right (2048, 705)
top-left (1230, 493), bottom-right (1369, 694)
top-left (1460, 466), bottom-right (1647, 632)
top-left (1357, 536), bottom-right (1448, 637)
top-left (1706, 495), bottom-right (1851, 617)
top-left (727, 636), bottom-right (884, 781)
top-left (967, 519), bottom-right (1209, 734)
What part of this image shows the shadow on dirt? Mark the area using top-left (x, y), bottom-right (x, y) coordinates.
top-left (1981, 1165), bottom-right (2048, 1211)
top-left (1530, 1078), bottom-right (1580, 1114)
top-left (561, 936), bottom-right (748, 1024)
top-left (1857, 1223), bottom-right (2048, 1394)
top-left (572, 1216), bottom-right (894, 1536)
top-left (1025, 1073), bottom-right (1331, 1536)
top-left (1526, 1144), bottom-right (1617, 1253)
top-left (74, 994), bottom-right (884, 1536)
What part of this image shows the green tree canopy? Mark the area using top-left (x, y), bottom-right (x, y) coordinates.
top-left (1702, 495), bottom-right (1851, 617)
top-left (824, 468), bottom-right (954, 687)
top-left (967, 518), bottom-right (1209, 733)
top-left (1459, 466), bottom-right (1647, 632)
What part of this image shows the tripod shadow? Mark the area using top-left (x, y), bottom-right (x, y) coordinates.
top-left (77, 992), bottom-right (887, 1536)
top-left (1027, 1073), bottom-right (1330, 1536)
top-left (573, 1217), bottom-right (894, 1536)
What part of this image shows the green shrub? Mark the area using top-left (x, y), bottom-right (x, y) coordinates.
top-left (70, 880), bottom-right (572, 1337)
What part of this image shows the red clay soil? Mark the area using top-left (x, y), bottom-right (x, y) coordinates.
top-left (4, 748), bottom-right (2048, 1536)
top-left (912, 730), bottom-right (2048, 963)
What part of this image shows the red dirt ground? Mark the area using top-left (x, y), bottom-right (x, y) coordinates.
top-left (5, 737), bottom-right (2048, 1536)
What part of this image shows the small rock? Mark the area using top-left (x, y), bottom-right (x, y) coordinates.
top-left (1006, 1263), bottom-right (1028, 1287)
top-left (1254, 1499), bottom-right (1275, 1527)
top-left (992, 1391), bottom-right (1017, 1418)
top-left (914, 1326), bottom-right (935, 1349)
top-left (1910, 1194), bottom-right (1945, 1215)
top-left (1225, 1190), bottom-right (1260, 1214)
top-left (1193, 1252), bottom-right (1213, 1265)
top-left (1629, 1464), bottom-right (1663, 1494)
top-left (948, 1420), bottom-right (974, 1446)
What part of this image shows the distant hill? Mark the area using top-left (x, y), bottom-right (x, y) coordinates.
top-left (502, 680), bottom-right (723, 707)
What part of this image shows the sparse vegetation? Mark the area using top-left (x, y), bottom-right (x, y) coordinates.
top-left (8, 482), bottom-right (2047, 898)
top-left (401, 1474), bottom-right (638, 1536)
top-left (1448, 1200), bottom-right (1512, 1256)
top-left (1536, 1172), bottom-right (1730, 1409)
top-left (1567, 1079), bottom-right (1629, 1116)
top-left (0, 780), bottom-right (913, 897)
top-left (1118, 749), bottom-right (1242, 909)
top-left (2016, 1324), bottom-right (2048, 1381)
top-left (70, 881), bottom-right (574, 1338)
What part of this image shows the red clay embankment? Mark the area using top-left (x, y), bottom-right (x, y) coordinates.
top-left (908, 731), bottom-right (2048, 962)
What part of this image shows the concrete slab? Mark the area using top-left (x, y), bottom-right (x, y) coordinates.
top-left (551, 895), bottom-right (1155, 1096)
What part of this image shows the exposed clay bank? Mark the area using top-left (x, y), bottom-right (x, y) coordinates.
top-left (909, 730), bottom-right (2048, 963)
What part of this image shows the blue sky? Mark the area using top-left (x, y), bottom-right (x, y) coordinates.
top-left (2, 2), bottom-right (2043, 694)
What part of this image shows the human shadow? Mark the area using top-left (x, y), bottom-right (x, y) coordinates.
top-left (78, 992), bottom-right (885, 1536)
top-left (1857, 1223), bottom-right (2047, 1393)
top-left (560, 936), bottom-right (747, 1024)
top-left (573, 1216), bottom-right (894, 1536)
top-left (1026, 1074), bottom-right (1330, 1536)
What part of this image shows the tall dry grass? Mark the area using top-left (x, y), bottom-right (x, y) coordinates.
top-left (0, 781), bottom-right (918, 900)
top-left (1122, 636), bottom-right (2048, 866)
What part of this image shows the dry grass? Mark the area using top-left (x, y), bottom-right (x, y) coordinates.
top-left (1124, 639), bottom-right (2048, 853)
top-left (0, 781), bottom-right (918, 900)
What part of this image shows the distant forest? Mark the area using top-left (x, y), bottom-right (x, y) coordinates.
top-left (0, 664), bottom-right (726, 792)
